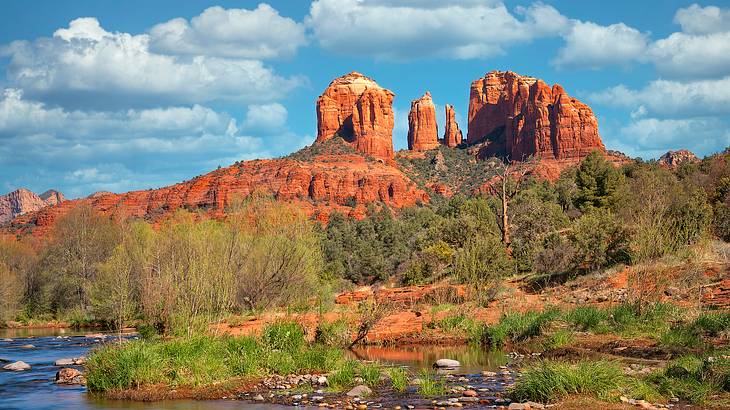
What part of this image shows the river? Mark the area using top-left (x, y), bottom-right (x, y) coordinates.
top-left (0, 328), bottom-right (509, 409)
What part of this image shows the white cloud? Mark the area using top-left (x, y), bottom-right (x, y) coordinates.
top-left (610, 117), bottom-right (730, 159)
top-left (305, 0), bottom-right (568, 60)
top-left (242, 103), bottom-right (288, 133)
top-left (648, 31), bottom-right (730, 79)
top-left (149, 4), bottom-right (307, 59)
top-left (0, 17), bottom-right (302, 109)
top-left (0, 89), bottom-right (311, 198)
top-left (553, 21), bottom-right (649, 68)
top-left (674, 3), bottom-right (730, 35)
top-left (591, 77), bottom-right (730, 118)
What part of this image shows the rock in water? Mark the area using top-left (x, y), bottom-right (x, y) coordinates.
top-left (434, 359), bottom-right (461, 368)
top-left (3, 361), bottom-right (31, 371)
top-left (54, 357), bottom-right (86, 366)
top-left (55, 368), bottom-right (84, 384)
top-left (442, 105), bottom-right (463, 148)
top-left (316, 72), bottom-right (395, 160)
top-left (408, 92), bottom-right (440, 151)
top-left (467, 70), bottom-right (604, 160)
top-left (346, 384), bottom-right (373, 397)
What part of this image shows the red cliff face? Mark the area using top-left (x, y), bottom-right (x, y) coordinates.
top-left (407, 92), bottom-right (439, 151)
top-left (658, 149), bottom-right (699, 169)
top-left (467, 71), bottom-right (604, 161)
top-left (442, 104), bottom-right (463, 148)
top-left (316, 72), bottom-right (395, 160)
top-left (9, 152), bottom-right (429, 236)
top-left (0, 188), bottom-right (65, 224)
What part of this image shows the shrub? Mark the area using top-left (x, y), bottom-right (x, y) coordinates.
top-left (454, 236), bottom-right (513, 306)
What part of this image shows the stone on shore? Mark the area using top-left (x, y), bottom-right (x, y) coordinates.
top-left (434, 359), bottom-right (461, 368)
top-left (54, 357), bottom-right (85, 366)
top-left (346, 384), bottom-right (373, 397)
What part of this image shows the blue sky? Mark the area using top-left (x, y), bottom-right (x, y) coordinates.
top-left (1, 0), bottom-right (729, 198)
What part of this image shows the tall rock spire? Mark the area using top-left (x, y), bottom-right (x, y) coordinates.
top-left (407, 91), bottom-right (439, 151)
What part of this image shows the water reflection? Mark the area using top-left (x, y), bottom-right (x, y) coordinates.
top-left (350, 344), bottom-right (508, 373)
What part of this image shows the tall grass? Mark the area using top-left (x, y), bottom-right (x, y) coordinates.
top-left (388, 367), bottom-right (409, 392)
top-left (510, 360), bottom-right (625, 403)
top-left (86, 321), bottom-right (344, 392)
top-left (480, 310), bottom-right (560, 348)
top-left (417, 370), bottom-right (446, 397)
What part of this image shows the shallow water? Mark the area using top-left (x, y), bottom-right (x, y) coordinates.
top-left (0, 328), bottom-right (508, 409)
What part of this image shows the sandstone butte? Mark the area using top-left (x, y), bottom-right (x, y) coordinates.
top-left (9, 154), bottom-right (429, 237)
top-left (442, 104), bottom-right (463, 148)
top-left (0, 188), bottom-right (66, 224)
top-left (316, 72), bottom-right (395, 160)
top-left (467, 70), bottom-right (605, 161)
top-left (658, 149), bottom-right (700, 169)
top-left (407, 92), bottom-right (440, 151)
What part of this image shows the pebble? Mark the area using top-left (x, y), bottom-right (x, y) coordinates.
top-left (252, 394), bottom-right (264, 401)
top-left (462, 389), bottom-right (477, 397)
top-left (356, 404), bottom-right (367, 410)
top-left (20, 344), bottom-right (35, 349)
top-left (434, 359), bottom-right (461, 368)
top-left (347, 385), bottom-right (373, 397)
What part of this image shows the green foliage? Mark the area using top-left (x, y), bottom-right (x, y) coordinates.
top-left (542, 329), bottom-right (574, 350)
top-left (315, 319), bottom-right (351, 347)
top-left (569, 209), bottom-right (629, 271)
top-left (510, 360), bottom-right (625, 403)
top-left (261, 321), bottom-right (305, 352)
top-left (417, 370), bottom-right (446, 397)
top-left (647, 355), bottom-right (730, 404)
top-left (327, 360), bottom-right (358, 389)
top-left (694, 312), bottom-right (730, 336)
top-left (574, 151), bottom-right (624, 210)
top-left (86, 334), bottom-right (346, 392)
top-left (388, 367), bottom-right (409, 392)
top-left (481, 310), bottom-right (560, 348)
top-left (359, 362), bottom-right (383, 387)
top-left (454, 236), bottom-right (513, 305)
top-left (565, 306), bottom-right (609, 332)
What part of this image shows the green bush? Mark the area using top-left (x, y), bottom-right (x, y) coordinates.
top-left (315, 319), bottom-right (351, 347)
top-left (261, 321), bottom-right (305, 352)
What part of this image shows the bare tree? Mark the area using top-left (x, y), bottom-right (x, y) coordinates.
top-left (488, 158), bottom-right (534, 252)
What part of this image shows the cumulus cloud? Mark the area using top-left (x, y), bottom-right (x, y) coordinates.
top-left (674, 3), bottom-right (730, 34)
top-left (553, 21), bottom-right (649, 68)
top-left (648, 31), bottom-right (730, 79)
top-left (609, 117), bottom-right (730, 159)
top-left (242, 103), bottom-right (288, 133)
top-left (590, 77), bottom-right (730, 118)
top-left (149, 4), bottom-right (307, 59)
top-left (305, 0), bottom-right (568, 60)
top-left (0, 17), bottom-right (302, 109)
top-left (0, 89), bottom-right (310, 198)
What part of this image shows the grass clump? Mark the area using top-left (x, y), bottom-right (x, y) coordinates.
top-left (417, 370), bottom-right (446, 397)
top-left (359, 362), bottom-right (383, 387)
top-left (315, 319), bottom-right (351, 348)
top-left (694, 312), bottom-right (730, 337)
top-left (86, 321), bottom-right (345, 393)
top-left (481, 310), bottom-right (560, 348)
top-left (327, 360), bottom-right (358, 390)
top-left (388, 367), bottom-right (409, 392)
top-left (542, 329), bottom-right (574, 350)
top-left (510, 360), bottom-right (624, 403)
top-left (565, 306), bottom-right (608, 332)
top-left (647, 354), bottom-right (730, 404)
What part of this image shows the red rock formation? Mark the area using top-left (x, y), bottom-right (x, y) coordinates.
top-left (658, 149), bottom-right (699, 169)
top-left (9, 151), bottom-right (428, 237)
top-left (0, 188), bottom-right (65, 224)
top-left (442, 104), bottom-right (463, 148)
top-left (316, 72), bottom-right (395, 160)
top-left (467, 71), bottom-right (604, 160)
top-left (407, 92), bottom-right (439, 151)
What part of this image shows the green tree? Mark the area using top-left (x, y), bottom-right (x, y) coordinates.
top-left (454, 235), bottom-right (513, 305)
top-left (574, 151), bottom-right (623, 210)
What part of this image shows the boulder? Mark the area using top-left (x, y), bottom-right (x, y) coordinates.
top-left (55, 367), bottom-right (84, 384)
top-left (467, 70), bottom-right (604, 161)
top-left (316, 72), bottom-right (395, 160)
top-left (3, 361), bottom-right (31, 371)
top-left (346, 384), bottom-right (373, 397)
top-left (407, 92), bottom-right (440, 151)
top-left (434, 359), bottom-right (461, 368)
top-left (442, 104), bottom-right (463, 148)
